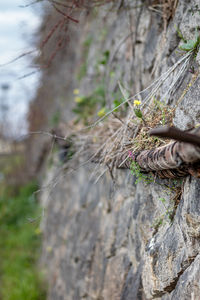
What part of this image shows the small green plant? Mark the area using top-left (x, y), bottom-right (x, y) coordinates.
top-left (97, 106), bottom-right (108, 117)
top-left (112, 95), bottom-right (128, 114)
top-left (151, 197), bottom-right (174, 232)
top-left (175, 25), bottom-right (187, 42)
top-left (72, 85), bottom-right (106, 124)
top-left (158, 197), bottom-right (173, 222)
top-left (129, 155), bottom-right (182, 232)
top-left (130, 161), bottom-right (154, 184)
top-left (179, 33), bottom-right (200, 52)
top-left (177, 27), bottom-right (200, 56)
top-left (95, 49), bottom-right (110, 75)
top-left (127, 97), bottom-right (173, 153)
top-left (113, 98), bottom-right (123, 111)
top-left (133, 99), bottom-right (145, 121)
top-left (152, 216), bottom-right (164, 232)
top-left (153, 98), bottom-right (170, 125)
top-left (134, 108), bottom-right (143, 119)
top-left (130, 161), bottom-right (174, 232)
top-left (188, 5), bottom-right (200, 15)
top-left (99, 50), bottom-right (110, 65)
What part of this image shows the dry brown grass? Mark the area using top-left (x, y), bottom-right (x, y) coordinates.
top-left (132, 101), bottom-right (173, 151)
top-left (149, 0), bottom-right (178, 28)
top-left (69, 97), bottom-right (174, 174)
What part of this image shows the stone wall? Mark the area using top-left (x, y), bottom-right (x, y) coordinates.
top-left (39, 1), bottom-right (200, 299)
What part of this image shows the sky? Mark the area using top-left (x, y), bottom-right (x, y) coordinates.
top-left (0, 0), bottom-right (41, 138)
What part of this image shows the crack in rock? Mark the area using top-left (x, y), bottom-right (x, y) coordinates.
top-left (152, 254), bottom-right (198, 298)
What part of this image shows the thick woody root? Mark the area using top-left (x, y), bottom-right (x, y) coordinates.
top-left (116, 127), bottom-right (200, 179)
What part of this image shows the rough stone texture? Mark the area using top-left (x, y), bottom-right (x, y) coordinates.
top-left (174, 77), bottom-right (200, 129)
top-left (39, 1), bottom-right (200, 299)
top-left (143, 177), bottom-right (200, 299)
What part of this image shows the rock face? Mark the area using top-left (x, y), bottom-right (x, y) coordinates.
top-left (39, 0), bottom-right (200, 299)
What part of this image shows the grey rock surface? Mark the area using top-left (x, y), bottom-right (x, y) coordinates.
top-left (39, 0), bottom-right (200, 299)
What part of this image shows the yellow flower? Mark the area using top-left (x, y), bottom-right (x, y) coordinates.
top-left (35, 227), bottom-right (42, 235)
top-left (133, 100), bottom-right (141, 107)
top-left (74, 96), bottom-right (82, 103)
top-left (46, 246), bottom-right (53, 253)
top-left (73, 89), bottom-right (79, 95)
top-left (97, 107), bottom-right (106, 117)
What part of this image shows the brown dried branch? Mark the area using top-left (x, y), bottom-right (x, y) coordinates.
top-left (149, 126), bottom-right (200, 147)
top-left (41, 18), bottom-right (65, 49)
top-left (51, 3), bottom-right (79, 23)
top-left (50, 0), bottom-right (73, 9)
top-left (45, 36), bottom-right (67, 67)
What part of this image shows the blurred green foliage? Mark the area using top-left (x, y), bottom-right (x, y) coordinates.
top-left (50, 110), bottom-right (61, 127)
top-left (99, 50), bottom-right (110, 65)
top-left (0, 154), bottom-right (24, 177)
top-left (0, 182), bottom-right (46, 300)
top-left (73, 85), bottom-right (106, 124)
top-left (77, 36), bottom-right (93, 81)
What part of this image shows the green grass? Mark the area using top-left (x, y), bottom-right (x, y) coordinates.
top-left (0, 181), bottom-right (46, 300)
top-left (0, 153), bottom-right (24, 177)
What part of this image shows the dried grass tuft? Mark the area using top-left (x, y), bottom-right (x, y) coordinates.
top-left (69, 50), bottom-right (193, 177)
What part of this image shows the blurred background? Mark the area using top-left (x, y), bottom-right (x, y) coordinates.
top-left (0, 0), bottom-right (40, 138)
top-left (0, 1), bottom-right (46, 299)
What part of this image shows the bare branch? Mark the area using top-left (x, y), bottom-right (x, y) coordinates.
top-left (149, 126), bottom-right (200, 147)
